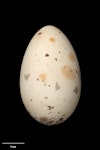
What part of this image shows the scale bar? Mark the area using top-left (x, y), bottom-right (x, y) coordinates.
top-left (2, 142), bottom-right (25, 144)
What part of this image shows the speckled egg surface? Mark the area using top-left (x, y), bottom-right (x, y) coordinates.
top-left (20, 25), bottom-right (81, 125)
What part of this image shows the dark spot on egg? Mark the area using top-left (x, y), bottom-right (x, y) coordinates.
top-left (62, 114), bottom-right (66, 116)
top-left (30, 99), bottom-right (32, 101)
top-left (59, 118), bottom-right (64, 122)
top-left (48, 120), bottom-right (54, 124)
top-left (45, 54), bottom-right (49, 57)
top-left (55, 58), bottom-right (57, 61)
top-left (73, 86), bottom-right (78, 94)
top-left (58, 112), bottom-right (60, 114)
top-left (75, 70), bottom-right (80, 78)
top-left (40, 116), bottom-right (48, 122)
top-left (48, 85), bottom-right (50, 87)
top-left (44, 97), bottom-right (48, 99)
top-left (56, 118), bottom-right (64, 124)
top-left (75, 70), bottom-right (78, 74)
top-left (47, 106), bottom-right (54, 110)
top-left (24, 73), bottom-right (30, 80)
top-left (58, 51), bottom-right (61, 53)
top-left (55, 82), bottom-right (61, 91)
top-left (38, 32), bottom-right (42, 35)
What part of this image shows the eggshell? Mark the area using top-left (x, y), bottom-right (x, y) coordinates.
top-left (20, 25), bottom-right (81, 125)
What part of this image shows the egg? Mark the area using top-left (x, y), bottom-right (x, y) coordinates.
top-left (20, 25), bottom-right (81, 125)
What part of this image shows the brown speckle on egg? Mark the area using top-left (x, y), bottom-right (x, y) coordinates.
top-left (68, 52), bottom-right (76, 62)
top-left (75, 70), bottom-right (78, 74)
top-left (49, 37), bottom-right (55, 42)
top-left (44, 96), bottom-right (48, 99)
top-left (59, 118), bottom-right (64, 122)
top-left (56, 118), bottom-right (64, 124)
top-left (75, 69), bottom-right (80, 78)
top-left (24, 73), bottom-right (30, 80)
top-left (55, 82), bottom-right (61, 91)
top-left (40, 116), bottom-right (48, 122)
top-left (58, 112), bottom-right (60, 114)
top-left (30, 99), bottom-right (32, 101)
top-left (38, 32), bottom-right (42, 35)
top-left (61, 65), bottom-right (75, 80)
top-left (47, 106), bottom-right (54, 110)
top-left (48, 120), bottom-right (54, 124)
top-left (62, 114), bottom-right (66, 116)
top-left (39, 73), bottom-right (47, 82)
top-left (58, 51), bottom-right (61, 53)
top-left (55, 58), bottom-right (57, 61)
top-left (45, 53), bottom-right (49, 57)
top-left (73, 86), bottom-right (78, 94)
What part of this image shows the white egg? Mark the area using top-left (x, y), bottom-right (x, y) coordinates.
top-left (20, 25), bottom-right (81, 125)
